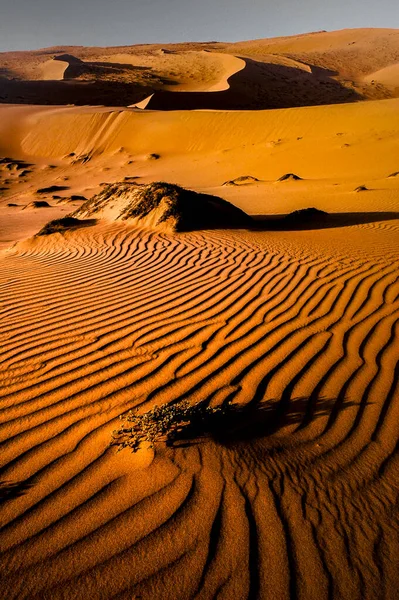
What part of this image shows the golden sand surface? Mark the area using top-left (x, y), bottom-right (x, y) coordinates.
top-left (1, 28), bottom-right (399, 599)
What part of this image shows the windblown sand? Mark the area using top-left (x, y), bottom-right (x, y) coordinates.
top-left (1, 29), bottom-right (399, 600)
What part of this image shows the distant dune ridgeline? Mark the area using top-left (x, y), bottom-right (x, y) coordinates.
top-left (1, 28), bottom-right (399, 108)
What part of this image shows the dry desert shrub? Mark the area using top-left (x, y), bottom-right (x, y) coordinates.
top-left (111, 400), bottom-right (229, 452)
top-left (36, 216), bottom-right (82, 235)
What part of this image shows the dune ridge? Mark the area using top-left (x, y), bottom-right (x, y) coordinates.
top-left (2, 28), bottom-right (399, 107)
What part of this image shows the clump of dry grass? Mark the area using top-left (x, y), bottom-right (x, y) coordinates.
top-left (111, 400), bottom-right (229, 452)
top-left (74, 181), bottom-right (252, 231)
top-left (36, 216), bottom-right (96, 236)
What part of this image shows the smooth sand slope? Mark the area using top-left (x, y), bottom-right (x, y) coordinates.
top-left (1, 60), bottom-right (399, 599)
top-left (39, 58), bottom-right (69, 81)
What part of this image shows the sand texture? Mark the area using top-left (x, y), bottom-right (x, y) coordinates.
top-left (1, 28), bottom-right (399, 600)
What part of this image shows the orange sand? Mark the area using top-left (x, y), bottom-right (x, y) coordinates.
top-left (1, 28), bottom-right (399, 600)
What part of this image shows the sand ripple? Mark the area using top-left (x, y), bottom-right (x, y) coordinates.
top-left (0, 223), bottom-right (398, 599)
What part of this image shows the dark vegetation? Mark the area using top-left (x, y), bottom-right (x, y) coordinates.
top-left (36, 216), bottom-right (96, 236)
top-left (223, 175), bottom-right (260, 186)
top-left (76, 181), bottom-right (253, 231)
top-left (25, 201), bottom-right (51, 208)
top-left (0, 157), bottom-right (33, 170)
top-left (36, 185), bottom-right (69, 194)
top-left (111, 401), bottom-right (230, 452)
top-left (111, 396), bottom-right (359, 453)
top-left (277, 173), bottom-right (303, 181)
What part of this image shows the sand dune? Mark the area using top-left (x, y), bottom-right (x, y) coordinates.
top-left (4, 98), bottom-right (397, 187)
top-left (2, 28), bottom-right (399, 107)
top-left (132, 54), bottom-right (358, 111)
top-left (364, 63), bottom-right (399, 93)
top-left (39, 58), bottom-right (69, 81)
top-left (1, 29), bottom-right (399, 599)
top-left (104, 50), bottom-right (245, 92)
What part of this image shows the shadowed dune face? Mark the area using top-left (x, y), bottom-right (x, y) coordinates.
top-left (0, 220), bottom-right (399, 599)
top-left (132, 56), bottom-right (361, 111)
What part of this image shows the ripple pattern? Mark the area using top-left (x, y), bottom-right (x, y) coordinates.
top-left (0, 223), bottom-right (399, 600)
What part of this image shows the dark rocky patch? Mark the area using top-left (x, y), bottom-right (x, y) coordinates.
top-left (72, 154), bottom-right (91, 165)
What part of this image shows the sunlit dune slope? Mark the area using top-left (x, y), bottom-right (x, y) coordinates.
top-left (1, 97), bottom-right (399, 250)
top-left (1, 98), bottom-right (397, 184)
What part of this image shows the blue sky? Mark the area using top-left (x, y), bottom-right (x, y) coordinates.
top-left (0, 0), bottom-right (398, 52)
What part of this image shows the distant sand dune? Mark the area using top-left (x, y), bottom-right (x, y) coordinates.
top-left (132, 55), bottom-right (359, 111)
top-left (364, 63), bottom-right (399, 92)
top-left (39, 59), bottom-right (69, 81)
top-left (107, 50), bottom-right (245, 93)
top-left (3, 28), bottom-right (399, 107)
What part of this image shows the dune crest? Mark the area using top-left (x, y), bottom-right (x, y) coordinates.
top-left (38, 58), bottom-right (69, 81)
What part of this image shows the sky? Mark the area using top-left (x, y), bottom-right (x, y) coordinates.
top-left (0, 0), bottom-right (398, 52)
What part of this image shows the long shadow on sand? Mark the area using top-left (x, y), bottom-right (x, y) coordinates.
top-left (36, 211), bottom-right (399, 237)
top-left (0, 480), bottom-right (35, 504)
top-left (171, 396), bottom-right (358, 449)
top-left (250, 211), bottom-right (399, 231)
